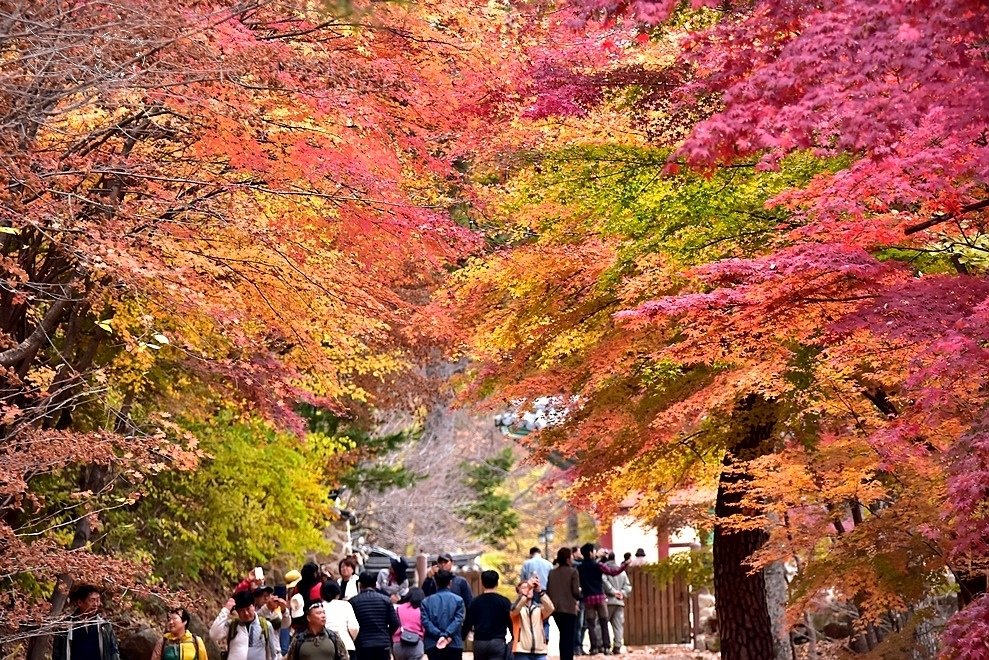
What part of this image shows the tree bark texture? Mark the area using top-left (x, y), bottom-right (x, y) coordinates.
top-left (713, 395), bottom-right (787, 660)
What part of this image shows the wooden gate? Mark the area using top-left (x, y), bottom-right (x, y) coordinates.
top-left (623, 567), bottom-right (691, 645)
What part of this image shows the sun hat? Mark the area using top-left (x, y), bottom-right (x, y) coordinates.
top-left (285, 570), bottom-right (302, 589)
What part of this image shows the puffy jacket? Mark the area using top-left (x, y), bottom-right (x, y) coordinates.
top-left (510, 593), bottom-right (555, 655)
top-left (152, 631), bottom-right (208, 660)
top-left (603, 565), bottom-right (632, 607)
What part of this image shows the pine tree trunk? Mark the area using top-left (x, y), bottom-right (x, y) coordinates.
top-left (713, 395), bottom-right (788, 660)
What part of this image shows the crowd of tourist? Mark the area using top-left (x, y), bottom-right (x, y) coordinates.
top-left (53, 543), bottom-right (645, 660)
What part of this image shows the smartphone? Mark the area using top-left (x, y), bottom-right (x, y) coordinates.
top-left (253, 567), bottom-right (264, 581)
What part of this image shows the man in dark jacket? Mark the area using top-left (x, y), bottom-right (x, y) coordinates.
top-left (53, 584), bottom-right (120, 660)
top-left (575, 543), bottom-right (628, 655)
top-left (350, 572), bottom-right (400, 660)
top-left (421, 553), bottom-right (473, 609)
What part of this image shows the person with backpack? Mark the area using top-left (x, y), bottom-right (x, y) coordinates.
top-left (510, 577), bottom-right (555, 660)
top-left (52, 584), bottom-right (120, 660)
top-left (210, 589), bottom-right (281, 660)
top-left (153, 608), bottom-right (208, 660)
top-left (285, 602), bottom-right (349, 660)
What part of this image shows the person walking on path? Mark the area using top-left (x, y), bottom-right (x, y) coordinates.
top-left (285, 602), bottom-right (349, 660)
top-left (420, 570), bottom-right (466, 660)
top-left (546, 548), bottom-right (581, 660)
top-left (53, 584), bottom-right (120, 660)
top-left (392, 588), bottom-right (427, 660)
top-left (350, 573), bottom-right (400, 660)
top-left (463, 571), bottom-right (512, 660)
top-left (576, 543), bottom-right (629, 655)
top-left (320, 582), bottom-right (360, 660)
top-left (210, 590), bottom-right (280, 660)
top-left (510, 577), bottom-right (555, 660)
top-left (520, 548), bottom-right (552, 591)
top-left (602, 554), bottom-right (632, 655)
top-left (152, 608), bottom-right (208, 660)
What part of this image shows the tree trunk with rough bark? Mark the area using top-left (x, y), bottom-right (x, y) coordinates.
top-left (713, 395), bottom-right (790, 660)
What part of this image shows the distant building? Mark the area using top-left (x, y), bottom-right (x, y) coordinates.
top-left (599, 493), bottom-right (707, 561)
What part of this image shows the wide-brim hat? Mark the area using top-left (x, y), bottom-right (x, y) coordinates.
top-left (285, 570), bottom-right (302, 589)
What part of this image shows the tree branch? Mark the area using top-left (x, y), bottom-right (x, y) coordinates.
top-left (903, 198), bottom-right (989, 235)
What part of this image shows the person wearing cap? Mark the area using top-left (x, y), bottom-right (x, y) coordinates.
top-left (285, 571), bottom-right (303, 594)
top-left (285, 601), bottom-right (349, 660)
top-left (350, 572), bottom-right (400, 660)
top-left (375, 557), bottom-right (410, 603)
top-left (210, 589), bottom-right (280, 660)
top-left (255, 585), bottom-right (290, 653)
top-left (256, 585), bottom-right (289, 625)
top-left (419, 570), bottom-right (465, 660)
top-left (421, 554), bottom-right (472, 609)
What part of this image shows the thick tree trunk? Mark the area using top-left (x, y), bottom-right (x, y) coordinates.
top-left (713, 395), bottom-right (789, 660)
top-left (956, 571), bottom-right (987, 608)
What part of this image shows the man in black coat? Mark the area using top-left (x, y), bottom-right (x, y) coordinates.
top-left (350, 572), bottom-right (400, 660)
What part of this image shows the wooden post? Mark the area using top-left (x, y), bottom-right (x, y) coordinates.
top-left (416, 553), bottom-right (428, 587)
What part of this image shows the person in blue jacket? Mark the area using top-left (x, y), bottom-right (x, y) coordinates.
top-left (419, 570), bottom-right (465, 660)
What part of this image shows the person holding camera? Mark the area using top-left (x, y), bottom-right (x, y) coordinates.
top-left (210, 590), bottom-right (280, 660)
top-left (511, 577), bottom-right (555, 660)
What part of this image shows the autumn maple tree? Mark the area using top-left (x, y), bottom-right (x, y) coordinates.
top-left (442, 0), bottom-right (989, 658)
top-left (0, 0), bottom-right (518, 650)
